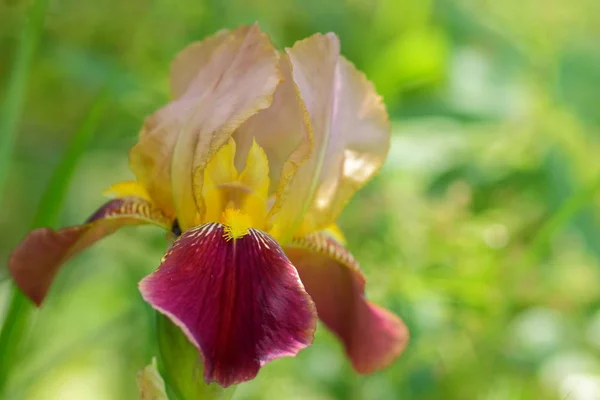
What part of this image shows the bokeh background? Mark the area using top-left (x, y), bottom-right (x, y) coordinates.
top-left (2, 0), bottom-right (600, 399)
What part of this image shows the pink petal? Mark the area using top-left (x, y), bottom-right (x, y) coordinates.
top-left (233, 53), bottom-right (312, 206)
top-left (139, 224), bottom-right (317, 387)
top-left (169, 29), bottom-right (231, 99)
top-left (170, 24), bottom-right (280, 230)
top-left (273, 33), bottom-right (391, 240)
top-left (130, 24), bottom-right (280, 229)
top-left (285, 232), bottom-right (408, 374)
top-left (9, 197), bottom-right (170, 305)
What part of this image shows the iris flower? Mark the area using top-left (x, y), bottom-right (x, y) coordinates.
top-left (9, 25), bottom-right (408, 387)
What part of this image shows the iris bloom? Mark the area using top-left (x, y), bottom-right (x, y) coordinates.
top-left (10, 25), bottom-right (408, 387)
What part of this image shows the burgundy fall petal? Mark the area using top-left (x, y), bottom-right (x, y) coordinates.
top-left (139, 223), bottom-right (317, 387)
top-left (285, 232), bottom-right (409, 374)
top-left (9, 197), bottom-right (171, 306)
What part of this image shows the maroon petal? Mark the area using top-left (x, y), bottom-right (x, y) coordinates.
top-left (285, 232), bottom-right (409, 374)
top-left (139, 223), bottom-right (317, 387)
top-left (9, 197), bottom-right (171, 305)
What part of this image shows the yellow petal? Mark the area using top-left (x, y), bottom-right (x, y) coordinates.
top-left (202, 138), bottom-right (238, 224)
top-left (238, 139), bottom-right (270, 228)
top-left (103, 180), bottom-right (151, 201)
top-left (200, 138), bottom-right (271, 230)
top-left (272, 33), bottom-right (390, 240)
top-left (203, 138), bottom-right (238, 185)
top-left (324, 223), bottom-right (346, 245)
top-left (171, 24), bottom-right (281, 230)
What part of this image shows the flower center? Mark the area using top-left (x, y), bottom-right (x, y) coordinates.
top-left (202, 137), bottom-right (270, 232)
top-left (221, 208), bottom-right (252, 241)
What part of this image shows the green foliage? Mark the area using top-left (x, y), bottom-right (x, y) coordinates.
top-left (156, 315), bottom-right (234, 400)
top-left (1, 0), bottom-right (600, 399)
top-left (0, 76), bottom-right (110, 399)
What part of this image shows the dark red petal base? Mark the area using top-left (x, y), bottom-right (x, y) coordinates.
top-left (139, 223), bottom-right (317, 387)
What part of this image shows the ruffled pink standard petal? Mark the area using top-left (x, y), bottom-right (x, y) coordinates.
top-left (233, 53), bottom-right (312, 203)
top-left (9, 197), bottom-right (171, 305)
top-left (130, 24), bottom-right (280, 227)
top-left (273, 33), bottom-right (391, 239)
top-left (285, 232), bottom-right (408, 374)
top-left (174, 24), bottom-right (280, 229)
top-left (139, 224), bottom-right (317, 387)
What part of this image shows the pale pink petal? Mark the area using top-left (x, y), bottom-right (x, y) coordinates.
top-left (169, 29), bottom-right (231, 99)
top-left (130, 25), bottom-right (280, 229)
top-left (172, 24), bottom-right (280, 230)
top-left (232, 54), bottom-right (312, 212)
top-left (272, 33), bottom-right (390, 241)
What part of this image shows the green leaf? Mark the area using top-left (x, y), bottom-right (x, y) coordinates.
top-left (0, 83), bottom-right (112, 397)
top-left (0, 0), bottom-right (48, 195)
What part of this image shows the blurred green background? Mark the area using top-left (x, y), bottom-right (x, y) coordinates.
top-left (2, 0), bottom-right (600, 399)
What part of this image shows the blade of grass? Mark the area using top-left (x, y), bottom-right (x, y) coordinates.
top-left (524, 173), bottom-right (600, 266)
top-left (0, 0), bottom-right (49, 394)
top-left (0, 85), bottom-right (112, 396)
top-left (0, 0), bottom-right (48, 195)
top-left (32, 89), bottom-right (113, 225)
